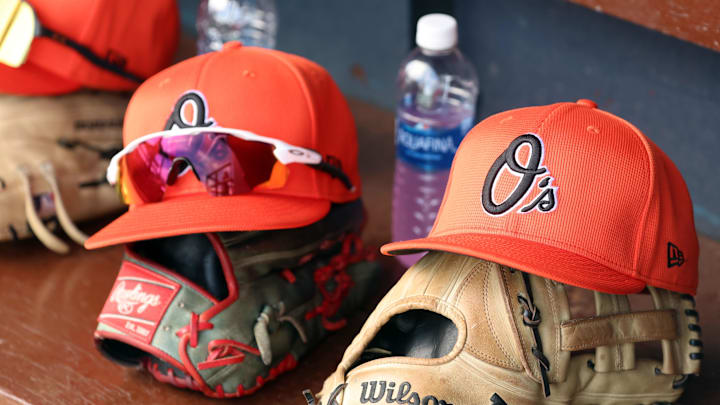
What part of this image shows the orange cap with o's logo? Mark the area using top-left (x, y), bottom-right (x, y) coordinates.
top-left (85, 43), bottom-right (361, 249)
top-left (382, 99), bottom-right (699, 295)
top-left (0, 0), bottom-right (179, 95)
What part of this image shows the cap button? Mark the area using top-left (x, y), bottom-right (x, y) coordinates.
top-left (222, 41), bottom-right (243, 51)
top-left (576, 99), bottom-right (597, 108)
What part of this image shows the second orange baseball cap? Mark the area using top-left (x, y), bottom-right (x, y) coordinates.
top-left (382, 99), bottom-right (699, 295)
top-left (85, 42), bottom-right (361, 249)
top-left (0, 0), bottom-right (179, 95)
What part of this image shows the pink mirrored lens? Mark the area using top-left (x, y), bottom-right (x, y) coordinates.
top-left (123, 133), bottom-right (278, 202)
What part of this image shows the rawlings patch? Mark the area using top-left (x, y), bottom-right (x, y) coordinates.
top-left (98, 260), bottom-right (180, 344)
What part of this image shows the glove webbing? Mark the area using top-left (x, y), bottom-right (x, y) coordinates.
top-left (517, 271), bottom-right (551, 397)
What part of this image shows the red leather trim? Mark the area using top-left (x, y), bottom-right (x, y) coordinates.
top-left (174, 232), bottom-right (242, 396)
top-left (200, 233), bottom-right (239, 320)
top-left (177, 334), bottom-right (213, 395)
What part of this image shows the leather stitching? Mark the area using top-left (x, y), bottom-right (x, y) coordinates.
top-left (446, 255), bottom-right (469, 303)
top-left (483, 265), bottom-right (522, 369)
top-left (459, 262), bottom-right (522, 370)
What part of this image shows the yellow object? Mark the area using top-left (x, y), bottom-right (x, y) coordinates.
top-left (0, 0), bottom-right (37, 68)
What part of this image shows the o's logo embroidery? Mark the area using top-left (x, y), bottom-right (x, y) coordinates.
top-left (481, 133), bottom-right (558, 216)
top-left (164, 91), bottom-right (216, 130)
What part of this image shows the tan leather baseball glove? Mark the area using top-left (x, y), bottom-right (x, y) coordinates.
top-left (310, 251), bottom-right (702, 405)
top-left (0, 91), bottom-right (128, 253)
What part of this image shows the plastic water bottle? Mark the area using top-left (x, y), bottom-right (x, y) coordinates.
top-left (392, 14), bottom-right (479, 268)
top-left (196, 0), bottom-right (277, 53)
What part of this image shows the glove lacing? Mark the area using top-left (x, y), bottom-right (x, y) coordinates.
top-left (682, 294), bottom-right (703, 362)
top-left (517, 271), bottom-right (551, 397)
top-left (656, 293), bottom-right (703, 391)
top-left (257, 233), bottom-right (371, 366)
top-left (302, 383), bottom-right (347, 405)
top-left (16, 162), bottom-right (88, 254)
top-left (305, 234), bottom-right (370, 331)
top-left (254, 302), bottom-right (308, 366)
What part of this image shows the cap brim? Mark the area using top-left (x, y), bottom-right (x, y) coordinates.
top-left (85, 194), bottom-right (331, 249)
top-left (0, 63), bottom-right (80, 95)
top-left (381, 233), bottom-right (646, 294)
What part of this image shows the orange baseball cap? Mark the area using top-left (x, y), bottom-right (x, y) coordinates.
top-left (85, 42), bottom-right (361, 249)
top-left (0, 0), bottom-right (179, 95)
top-left (382, 99), bottom-right (699, 295)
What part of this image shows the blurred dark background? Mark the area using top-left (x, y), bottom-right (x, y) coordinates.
top-left (178, 0), bottom-right (720, 241)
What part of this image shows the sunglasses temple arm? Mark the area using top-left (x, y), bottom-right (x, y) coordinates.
top-left (37, 25), bottom-right (145, 84)
top-left (309, 162), bottom-right (355, 192)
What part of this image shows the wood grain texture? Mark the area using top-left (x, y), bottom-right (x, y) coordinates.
top-left (0, 99), bottom-right (718, 403)
top-left (569, 0), bottom-right (720, 52)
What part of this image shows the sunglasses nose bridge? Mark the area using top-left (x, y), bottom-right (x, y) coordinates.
top-left (166, 156), bottom-right (199, 185)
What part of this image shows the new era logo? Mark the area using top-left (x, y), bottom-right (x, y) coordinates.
top-left (667, 242), bottom-right (685, 268)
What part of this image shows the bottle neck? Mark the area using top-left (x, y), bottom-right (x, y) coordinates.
top-left (418, 46), bottom-right (455, 57)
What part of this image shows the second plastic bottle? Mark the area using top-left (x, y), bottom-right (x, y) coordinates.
top-left (197, 0), bottom-right (277, 53)
top-left (392, 14), bottom-right (479, 268)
